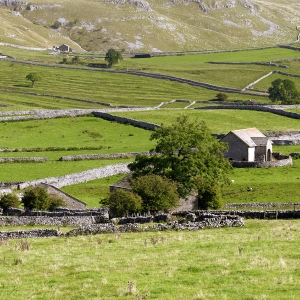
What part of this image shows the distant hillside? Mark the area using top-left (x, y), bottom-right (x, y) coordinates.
top-left (1, 0), bottom-right (300, 52)
top-left (0, 7), bottom-right (83, 51)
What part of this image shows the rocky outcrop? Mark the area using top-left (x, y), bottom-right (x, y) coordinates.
top-left (0, 0), bottom-right (27, 6)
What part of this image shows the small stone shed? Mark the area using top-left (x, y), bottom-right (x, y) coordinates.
top-left (58, 44), bottom-right (72, 52)
top-left (221, 128), bottom-right (273, 162)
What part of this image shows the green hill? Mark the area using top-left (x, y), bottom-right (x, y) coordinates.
top-left (1, 0), bottom-right (300, 52)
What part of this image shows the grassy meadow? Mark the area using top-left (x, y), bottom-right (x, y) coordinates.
top-left (1, 43), bottom-right (300, 300)
top-left (112, 109), bottom-right (300, 133)
top-left (1, 47), bottom-right (300, 109)
top-left (0, 220), bottom-right (300, 300)
top-left (0, 108), bottom-right (299, 205)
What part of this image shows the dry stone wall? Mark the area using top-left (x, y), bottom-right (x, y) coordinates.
top-left (18, 163), bottom-right (130, 189)
top-left (0, 229), bottom-right (60, 240)
top-left (0, 216), bottom-right (95, 226)
top-left (231, 153), bottom-right (292, 168)
top-left (196, 105), bottom-right (300, 119)
top-left (59, 152), bottom-right (149, 161)
top-left (0, 157), bottom-right (47, 163)
top-left (92, 112), bottom-right (160, 130)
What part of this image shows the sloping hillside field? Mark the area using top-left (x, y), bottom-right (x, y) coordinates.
top-left (0, 46), bottom-right (300, 300)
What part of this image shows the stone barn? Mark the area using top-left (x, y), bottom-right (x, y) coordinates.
top-left (221, 128), bottom-right (272, 162)
top-left (58, 44), bottom-right (72, 52)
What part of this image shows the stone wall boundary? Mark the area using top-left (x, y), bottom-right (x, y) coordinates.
top-left (231, 153), bottom-right (292, 168)
top-left (172, 210), bottom-right (300, 219)
top-left (92, 111), bottom-right (160, 130)
top-left (0, 157), bottom-right (47, 163)
top-left (18, 163), bottom-right (130, 189)
top-left (195, 105), bottom-right (300, 119)
top-left (59, 152), bottom-right (150, 161)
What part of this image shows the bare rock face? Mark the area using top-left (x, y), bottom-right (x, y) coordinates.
top-left (0, 0), bottom-right (27, 6)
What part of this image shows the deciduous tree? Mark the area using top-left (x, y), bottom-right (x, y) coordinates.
top-left (129, 115), bottom-right (232, 209)
top-left (22, 186), bottom-right (65, 211)
top-left (105, 48), bottom-right (123, 67)
top-left (268, 78), bottom-right (300, 104)
top-left (131, 174), bottom-right (179, 212)
top-left (26, 72), bottom-right (41, 88)
top-left (0, 193), bottom-right (20, 212)
top-left (100, 189), bottom-right (142, 217)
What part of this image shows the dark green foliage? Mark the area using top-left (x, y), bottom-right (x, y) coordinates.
top-left (105, 48), bottom-right (123, 67)
top-left (268, 78), bottom-right (300, 104)
top-left (72, 56), bottom-right (80, 64)
top-left (131, 174), bottom-right (179, 212)
top-left (48, 194), bottom-right (66, 211)
top-left (100, 189), bottom-right (142, 217)
top-left (25, 72), bottom-right (41, 88)
top-left (51, 21), bottom-right (61, 29)
top-left (216, 93), bottom-right (228, 101)
top-left (198, 184), bottom-right (222, 210)
top-left (0, 193), bottom-right (20, 212)
top-left (22, 186), bottom-right (65, 211)
top-left (129, 115), bottom-right (232, 200)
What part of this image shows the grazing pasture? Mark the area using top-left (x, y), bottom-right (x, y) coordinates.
top-left (112, 109), bottom-right (300, 133)
top-left (0, 220), bottom-right (299, 300)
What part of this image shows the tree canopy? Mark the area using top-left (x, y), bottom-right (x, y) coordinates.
top-left (26, 72), bottom-right (41, 88)
top-left (131, 174), bottom-right (179, 212)
top-left (100, 189), bottom-right (142, 217)
top-left (22, 186), bottom-right (65, 211)
top-left (0, 193), bottom-right (20, 212)
top-left (268, 78), bottom-right (300, 104)
top-left (129, 115), bottom-right (232, 205)
top-left (105, 48), bottom-right (123, 67)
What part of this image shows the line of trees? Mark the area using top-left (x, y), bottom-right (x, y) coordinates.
top-left (0, 186), bottom-right (65, 213)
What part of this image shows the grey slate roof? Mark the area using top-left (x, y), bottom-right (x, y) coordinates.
top-left (230, 128), bottom-right (267, 147)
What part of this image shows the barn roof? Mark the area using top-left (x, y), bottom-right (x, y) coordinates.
top-left (230, 128), bottom-right (267, 147)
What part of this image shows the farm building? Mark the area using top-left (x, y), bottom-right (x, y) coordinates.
top-left (221, 128), bottom-right (272, 162)
top-left (58, 44), bottom-right (72, 52)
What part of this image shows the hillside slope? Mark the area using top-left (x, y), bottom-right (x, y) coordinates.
top-left (1, 0), bottom-right (300, 52)
top-left (0, 8), bottom-right (84, 51)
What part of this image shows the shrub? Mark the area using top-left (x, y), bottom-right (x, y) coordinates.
top-left (198, 185), bottom-right (222, 210)
top-left (216, 93), bottom-right (228, 101)
top-left (100, 189), bottom-right (142, 217)
top-left (48, 194), bottom-right (66, 211)
top-left (130, 174), bottom-right (179, 212)
top-left (22, 186), bottom-right (65, 211)
top-left (0, 193), bottom-right (20, 212)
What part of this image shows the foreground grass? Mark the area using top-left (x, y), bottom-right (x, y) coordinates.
top-left (0, 219), bottom-right (299, 299)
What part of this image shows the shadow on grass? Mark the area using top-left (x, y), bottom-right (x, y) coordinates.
top-left (87, 63), bottom-right (109, 68)
top-left (13, 84), bottom-right (32, 88)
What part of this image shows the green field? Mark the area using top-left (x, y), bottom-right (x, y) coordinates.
top-left (0, 220), bottom-right (299, 299)
top-left (112, 109), bottom-right (300, 133)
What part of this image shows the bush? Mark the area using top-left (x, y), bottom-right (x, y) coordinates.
top-left (22, 186), bottom-right (65, 211)
top-left (198, 185), bottom-right (222, 210)
top-left (0, 193), bottom-right (20, 212)
top-left (48, 194), bottom-right (66, 211)
top-left (100, 189), bottom-right (142, 217)
top-left (131, 174), bottom-right (179, 212)
top-left (216, 93), bottom-right (228, 101)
